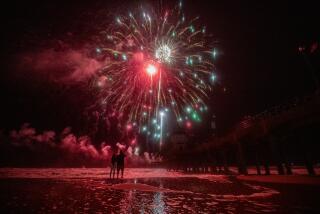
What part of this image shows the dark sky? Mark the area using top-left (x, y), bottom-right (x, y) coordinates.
top-left (0, 0), bottom-right (319, 134)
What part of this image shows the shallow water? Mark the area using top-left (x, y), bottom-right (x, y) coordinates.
top-left (0, 168), bottom-right (319, 213)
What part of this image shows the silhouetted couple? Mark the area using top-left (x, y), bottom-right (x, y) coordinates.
top-left (109, 150), bottom-right (126, 179)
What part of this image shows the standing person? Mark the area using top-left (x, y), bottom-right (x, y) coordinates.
top-left (109, 150), bottom-right (117, 179)
top-left (117, 150), bottom-right (125, 179)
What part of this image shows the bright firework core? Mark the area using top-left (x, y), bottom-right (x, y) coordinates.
top-left (146, 63), bottom-right (158, 76)
top-left (155, 44), bottom-right (172, 63)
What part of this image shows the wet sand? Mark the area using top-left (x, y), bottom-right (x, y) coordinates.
top-left (0, 168), bottom-right (319, 213)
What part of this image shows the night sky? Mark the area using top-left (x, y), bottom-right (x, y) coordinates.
top-left (0, 0), bottom-right (319, 134)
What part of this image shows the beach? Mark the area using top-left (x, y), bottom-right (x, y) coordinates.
top-left (1, 168), bottom-right (320, 213)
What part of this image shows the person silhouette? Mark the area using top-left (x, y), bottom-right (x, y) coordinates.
top-left (117, 150), bottom-right (125, 179)
top-left (109, 150), bottom-right (117, 179)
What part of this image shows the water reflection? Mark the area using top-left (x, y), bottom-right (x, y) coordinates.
top-left (152, 181), bottom-right (165, 214)
top-left (120, 189), bottom-right (134, 213)
top-left (118, 179), bottom-right (166, 213)
top-left (152, 192), bottom-right (165, 214)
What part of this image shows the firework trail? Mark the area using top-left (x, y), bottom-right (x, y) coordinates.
top-left (93, 1), bottom-right (218, 140)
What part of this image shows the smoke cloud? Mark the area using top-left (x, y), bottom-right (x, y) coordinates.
top-left (0, 123), bottom-right (161, 167)
top-left (17, 47), bottom-right (104, 84)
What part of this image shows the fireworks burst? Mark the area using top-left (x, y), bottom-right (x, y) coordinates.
top-left (94, 1), bottom-right (218, 139)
